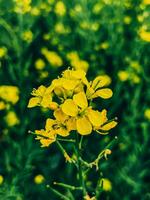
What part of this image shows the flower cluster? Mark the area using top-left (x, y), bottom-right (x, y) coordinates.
top-left (28, 69), bottom-right (117, 147)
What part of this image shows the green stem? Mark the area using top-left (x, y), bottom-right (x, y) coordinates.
top-left (46, 185), bottom-right (70, 200)
top-left (53, 182), bottom-right (82, 191)
top-left (76, 133), bottom-right (87, 197)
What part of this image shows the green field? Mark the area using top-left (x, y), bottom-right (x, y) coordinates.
top-left (0, 0), bottom-right (150, 199)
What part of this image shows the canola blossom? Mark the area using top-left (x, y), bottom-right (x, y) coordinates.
top-left (28, 69), bottom-right (117, 147)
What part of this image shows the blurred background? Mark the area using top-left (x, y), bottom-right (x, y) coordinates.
top-left (0, 0), bottom-right (150, 199)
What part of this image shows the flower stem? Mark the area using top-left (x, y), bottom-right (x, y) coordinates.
top-left (76, 133), bottom-right (87, 197)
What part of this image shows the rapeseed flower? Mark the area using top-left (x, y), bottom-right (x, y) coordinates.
top-left (0, 175), bottom-right (4, 185)
top-left (0, 47), bottom-right (7, 58)
top-left (34, 174), bottom-right (45, 184)
top-left (41, 48), bottom-right (63, 67)
top-left (28, 69), bottom-right (117, 147)
top-left (54, 1), bottom-right (66, 16)
top-left (0, 85), bottom-right (19, 104)
top-left (5, 111), bottom-right (20, 127)
top-left (35, 59), bottom-right (45, 70)
top-left (144, 109), bottom-right (150, 120)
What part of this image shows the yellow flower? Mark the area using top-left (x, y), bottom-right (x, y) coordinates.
top-left (0, 175), bottom-right (4, 185)
top-left (41, 48), bottom-right (63, 67)
top-left (31, 7), bottom-right (41, 16)
top-left (0, 85), bottom-right (19, 104)
top-left (5, 111), bottom-right (20, 127)
top-left (100, 42), bottom-right (109, 50)
top-left (34, 174), bottom-right (45, 184)
top-left (143, 0), bottom-right (150, 5)
top-left (118, 70), bottom-right (129, 81)
top-left (28, 85), bottom-right (53, 108)
top-left (0, 101), bottom-right (6, 110)
top-left (144, 109), bottom-right (150, 120)
top-left (28, 68), bottom-right (117, 144)
top-left (84, 194), bottom-right (96, 200)
top-left (86, 75), bottom-right (113, 99)
top-left (0, 47), bottom-right (7, 58)
top-left (22, 30), bottom-right (33, 43)
top-left (62, 92), bottom-right (116, 135)
top-left (35, 59), bottom-right (45, 70)
top-left (54, 1), bottom-right (66, 16)
top-left (124, 16), bottom-right (132, 24)
top-left (139, 30), bottom-right (150, 42)
top-left (94, 109), bottom-right (117, 134)
top-left (101, 178), bottom-right (112, 191)
top-left (67, 51), bottom-right (89, 72)
top-left (14, 0), bottom-right (31, 14)
top-left (130, 61), bottom-right (141, 73)
top-left (131, 74), bottom-right (140, 84)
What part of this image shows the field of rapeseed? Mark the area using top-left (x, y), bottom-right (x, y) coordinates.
top-left (0, 0), bottom-right (150, 199)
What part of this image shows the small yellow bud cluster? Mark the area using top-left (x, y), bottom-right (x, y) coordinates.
top-left (28, 69), bottom-right (117, 147)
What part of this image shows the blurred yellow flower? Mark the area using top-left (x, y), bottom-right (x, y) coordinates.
top-left (41, 48), bottom-right (63, 67)
top-left (144, 109), bottom-right (150, 120)
top-left (35, 59), bottom-right (45, 70)
top-left (0, 85), bottom-right (19, 104)
top-left (93, 3), bottom-right (103, 14)
top-left (100, 42), bottom-right (109, 50)
top-left (34, 174), bottom-right (45, 184)
top-left (139, 30), bottom-right (150, 42)
top-left (130, 61), bottom-right (141, 73)
top-left (14, 0), bottom-right (31, 14)
top-left (22, 30), bottom-right (33, 43)
top-left (0, 101), bottom-right (6, 110)
top-left (0, 175), bottom-right (4, 185)
top-left (101, 178), bottom-right (112, 191)
top-left (54, 23), bottom-right (70, 34)
top-left (67, 51), bottom-right (89, 72)
top-left (54, 1), bottom-right (66, 16)
top-left (118, 71), bottom-right (129, 81)
top-left (131, 74), bottom-right (140, 84)
top-left (5, 111), bottom-right (20, 127)
top-left (124, 16), bottom-right (132, 24)
top-left (0, 47), bottom-right (7, 58)
top-left (31, 7), bottom-right (41, 16)
top-left (143, 0), bottom-right (150, 5)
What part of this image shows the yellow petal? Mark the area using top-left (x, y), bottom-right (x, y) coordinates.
top-left (86, 109), bottom-right (102, 127)
top-left (73, 92), bottom-right (88, 109)
top-left (40, 94), bottom-right (52, 108)
top-left (40, 138), bottom-right (55, 147)
top-left (27, 97), bottom-right (40, 108)
top-left (56, 128), bottom-right (70, 137)
top-left (66, 117), bottom-right (76, 131)
top-left (93, 88), bottom-right (113, 99)
top-left (54, 108), bottom-right (68, 122)
top-left (32, 85), bottom-right (46, 96)
top-left (62, 99), bottom-right (78, 117)
top-left (45, 118), bottom-right (55, 130)
top-left (62, 79), bottom-right (79, 90)
top-left (76, 116), bottom-right (92, 135)
top-left (92, 75), bottom-right (111, 89)
top-left (101, 121), bottom-right (117, 131)
top-left (99, 109), bottom-right (108, 126)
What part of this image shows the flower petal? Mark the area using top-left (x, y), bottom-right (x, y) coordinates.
top-left (93, 88), bottom-right (113, 99)
top-left (54, 108), bottom-right (68, 122)
top-left (92, 75), bottom-right (111, 89)
top-left (101, 121), bottom-right (118, 131)
top-left (73, 92), bottom-right (88, 109)
top-left (62, 99), bottom-right (78, 117)
top-left (86, 109), bottom-right (102, 127)
top-left (27, 97), bottom-right (40, 108)
top-left (76, 116), bottom-right (92, 135)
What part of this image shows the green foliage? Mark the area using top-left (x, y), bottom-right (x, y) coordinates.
top-left (0, 0), bottom-right (150, 199)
